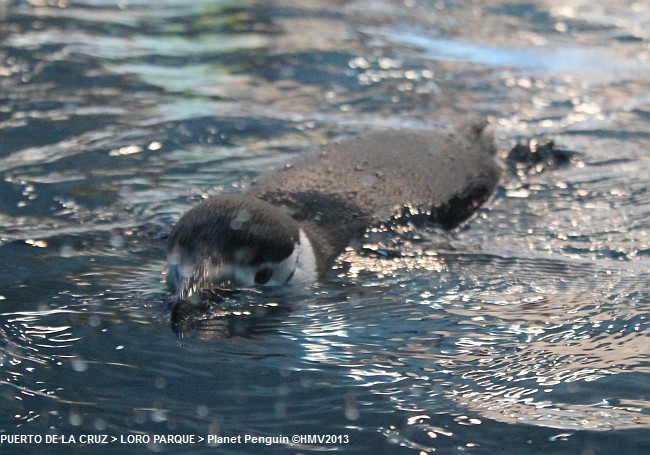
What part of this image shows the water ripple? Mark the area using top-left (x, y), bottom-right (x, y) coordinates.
top-left (0, 0), bottom-right (648, 452)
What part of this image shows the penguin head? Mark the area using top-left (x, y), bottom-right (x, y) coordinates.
top-left (167, 195), bottom-right (316, 297)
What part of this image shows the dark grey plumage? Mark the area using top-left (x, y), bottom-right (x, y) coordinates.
top-left (167, 119), bottom-right (501, 292)
top-left (169, 195), bottom-right (299, 266)
top-left (251, 119), bottom-right (501, 276)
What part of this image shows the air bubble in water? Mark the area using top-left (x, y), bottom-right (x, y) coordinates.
top-left (70, 357), bottom-right (88, 372)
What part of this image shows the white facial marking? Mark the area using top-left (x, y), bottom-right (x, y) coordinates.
top-left (167, 229), bottom-right (318, 294)
top-left (230, 229), bottom-right (317, 287)
top-left (291, 229), bottom-right (317, 285)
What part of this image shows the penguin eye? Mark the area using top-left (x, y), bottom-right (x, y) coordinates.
top-left (254, 267), bottom-right (273, 285)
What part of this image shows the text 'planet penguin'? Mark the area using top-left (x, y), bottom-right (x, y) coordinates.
top-left (167, 119), bottom-right (501, 300)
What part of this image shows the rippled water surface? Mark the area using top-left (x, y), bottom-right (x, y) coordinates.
top-left (1, 0), bottom-right (649, 453)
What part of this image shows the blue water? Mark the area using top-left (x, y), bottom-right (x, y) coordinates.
top-left (1, 0), bottom-right (649, 454)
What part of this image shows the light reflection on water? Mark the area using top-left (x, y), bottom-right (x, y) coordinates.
top-left (380, 30), bottom-right (650, 78)
top-left (297, 255), bottom-right (649, 433)
top-left (1, 0), bottom-right (649, 453)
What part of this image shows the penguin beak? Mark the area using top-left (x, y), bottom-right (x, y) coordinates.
top-left (170, 286), bottom-right (266, 338)
top-left (170, 285), bottom-right (237, 331)
top-left (170, 288), bottom-right (236, 338)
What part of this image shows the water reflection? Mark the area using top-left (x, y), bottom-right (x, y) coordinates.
top-left (1, 0), bottom-right (649, 452)
top-left (1, 310), bottom-right (74, 411)
top-left (297, 249), bottom-right (650, 433)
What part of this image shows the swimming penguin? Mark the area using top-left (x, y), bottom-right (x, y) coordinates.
top-left (167, 119), bottom-right (501, 299)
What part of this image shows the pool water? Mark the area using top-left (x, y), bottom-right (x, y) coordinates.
top-left (1, 0), bottom-right (649, 453)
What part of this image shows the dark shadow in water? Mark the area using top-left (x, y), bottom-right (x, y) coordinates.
top-left (506, 138), bottom-right (583, 177)
top-left (169, 287), bottom-right (300, 339)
